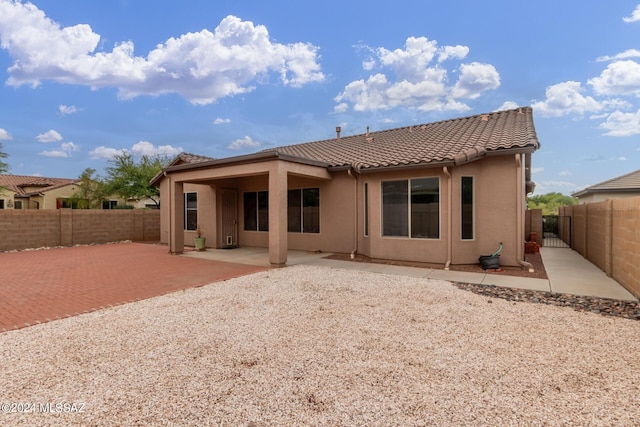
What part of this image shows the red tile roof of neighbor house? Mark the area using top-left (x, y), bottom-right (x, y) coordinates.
top-left (264, 106), bottom-right (540, 172)
top-left (0, 174), bottom-right (78, 196)
top-left (572, 169), bottom-right (640, 197)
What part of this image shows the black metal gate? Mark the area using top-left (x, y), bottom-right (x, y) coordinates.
top-left (542, 215), bottom-right (571, 248)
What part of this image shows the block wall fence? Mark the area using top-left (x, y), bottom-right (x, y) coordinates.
top-left (0, 209), bottom-right (160, 251)
top-left (560, 197), bottom-right (640, 298)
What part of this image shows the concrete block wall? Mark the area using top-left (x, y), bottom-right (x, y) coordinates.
top-left (611, 198), bottom-right (640, 298)
top-left (561, 197), bottom-right (640, 298)
top-left (0, 209), bottom-right (160, 251)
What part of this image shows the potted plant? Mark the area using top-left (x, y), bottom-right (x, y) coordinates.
top-left (194, 226), bottom-right (206, 251)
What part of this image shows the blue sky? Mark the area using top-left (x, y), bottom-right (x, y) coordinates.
top-left (1, 1), bottom-right (640, 195)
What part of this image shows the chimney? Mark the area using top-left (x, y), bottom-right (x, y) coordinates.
top-left (366, 126), bottom-right (370, 137)
top-left (336, 126), bottom-right (341, 139)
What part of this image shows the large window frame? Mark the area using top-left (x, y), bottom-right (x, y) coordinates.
top-left (184, 192), bottom-right (198, 231)
top-left (382, 177), bottom-right (440, 239)
top-left (244, 191), bottom-right (269, 232)
top-left (288, 188), bottom-right (320, 233)
top-left (461, 176), bottom-right (474, 240)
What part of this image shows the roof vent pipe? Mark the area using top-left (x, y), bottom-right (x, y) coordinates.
top-left (336, 126), bottom-right (341, 140)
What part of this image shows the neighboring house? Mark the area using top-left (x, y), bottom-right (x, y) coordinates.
top-left (0, 174), bottom-right (133, 209)
top-left (0, 175), bottom-right (80, 209)
top-left (152, 107), bottom-right (540, 268)
top-left (572, 169), bottom-right (640, 203)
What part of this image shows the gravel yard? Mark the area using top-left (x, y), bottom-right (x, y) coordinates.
top-left (1, 265), bottom-right (639, 426)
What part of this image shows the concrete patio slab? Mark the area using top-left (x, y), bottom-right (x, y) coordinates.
top-left (541, 247), bottom-right (637, 301)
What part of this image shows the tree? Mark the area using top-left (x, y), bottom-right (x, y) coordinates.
top-left (0, 142), bottom-right (8, 174)
top-left (105, 153), bottom-right (168, 208)
top-left (527, 192), bottom-right (578, 215)
top-left (0, 143), bottom-right (8, 194)
top-left (70, 168), bottom-right (108, 209)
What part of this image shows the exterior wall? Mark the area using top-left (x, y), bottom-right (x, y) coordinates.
top-left (356, 155), bottom-right (522, 266)
top-left (0, 209), bottom-right (160, 251)
top-left (559, 197), bottom-right (640, 298)
top-left (525, 209), bottom-right (543, 245)
top-left (0, 183), bottom-right (81, 209)
top-left (0, 183), bottom-right (134, 210)
top-left (158, 155), bottom-right (527, 267)
top-left (576, 192), bottom-right (640, 204)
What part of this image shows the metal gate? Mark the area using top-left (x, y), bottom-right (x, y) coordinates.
top-left (542, 215), bottom-right (571, 248)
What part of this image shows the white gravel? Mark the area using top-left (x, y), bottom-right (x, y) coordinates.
top-left (1, 265), bottom-right (639, 426)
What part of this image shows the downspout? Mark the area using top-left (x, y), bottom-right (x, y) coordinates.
top-left (348, 169), bottom-right (358, 259)
top-left (515, 154), bottom-right (534, 272)
top-left (443, 167), bottom-right (452, 270)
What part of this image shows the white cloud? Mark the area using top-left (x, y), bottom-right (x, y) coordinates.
top-left (588, 60), bottom-right (640, 97)
top-left (596, 49), bottom-right (640, 62)
top-left (89, 146), bottom-right (127, 160)
top-left (38, 141), bottom-right (80, 158)
top-left (0, 3), bottom-right (324, 105)
top-left (130, 141), bottom-right (183, 157)
top-left (531, 167), bottom-right (544, 173)
top-left (213, 117), bottom-right (231, 125)
top-left (0, 128), bottom-right (12, 140)
top-left (531, 81), bottom-right (602, 117)
top-left (623, 5), bottom-right (640, 23)
top-left (495, 101), bottom-right (520, 112)
top-left (36, 129), bottom-right (63, 142)
top-left (39, 150), bottom-right (69, 158)
top-left (58, 104), bottom-right (78, 115)
top-left (559, 170), bottom-right (573, 176)
top-left (335, 37), bottom-right (499, 113)
top-left (61, 141), bottom-right (79, 152)
top-left (437, 45), bottom-right (469, 63)
top-left (619, 156), bottom-right (628, 161)
top-left (599, 110), bottom-right (640, 136)
top-left (451, 62), bottom-right (500, 99)
top-left (228, 136), bottom-right (261, 150)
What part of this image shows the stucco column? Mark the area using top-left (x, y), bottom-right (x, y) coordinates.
top-left (170, 180), bottom-right (184, 254)
top-left (268, 162), bottom-right (288, 267)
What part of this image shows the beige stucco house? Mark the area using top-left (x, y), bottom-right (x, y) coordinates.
top-left (572, 169), bottom-right (640, 203)
top-left (0, 174), bottom-right (136, 209)
top-left (153, 107), bottom-right (540, 268)
top-left (0, 175), bottom-right (81, 209)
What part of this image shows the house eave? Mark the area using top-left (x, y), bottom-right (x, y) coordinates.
top-left (152, 151), bottom-right (332, 185)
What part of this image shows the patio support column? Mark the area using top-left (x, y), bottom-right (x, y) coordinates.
top-left (268, 162), bottom-right (288, 267)
top-left (169, 180), bottom-right (184, 254)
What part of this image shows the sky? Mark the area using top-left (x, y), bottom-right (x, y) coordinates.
top-left (1, 1), bottom-right (640, 195)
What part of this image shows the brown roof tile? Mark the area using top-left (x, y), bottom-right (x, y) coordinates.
top-left (573, 169), bottom-right (640, 197)
top-left (0, 174), bottom-right (78, 196)
top-left (265, 106), bottom-right (539, 171)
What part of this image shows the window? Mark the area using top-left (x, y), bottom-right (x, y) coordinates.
top-left (461, 176), bottom-right (474, 240)
top-left (184, 193), bottom-right (197, 231)
top-left (364, 183), bottom-right (369, 237)
top-left (288, 188), bottom-right (320, 233)
top-left (0, 199), bottom-right (4, 209)
top-left (102, 200), bottom-right (118, 210)
top-left (244, 191), bottom-right (269, 231)
top-left (382, 178), bottom-right (439, 238)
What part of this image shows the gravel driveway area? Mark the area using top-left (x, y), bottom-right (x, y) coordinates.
top-left (1, 265), bottom-right (639, 426)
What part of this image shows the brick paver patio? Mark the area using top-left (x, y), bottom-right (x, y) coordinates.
top-left (0, 242), bottom-right (268, 332)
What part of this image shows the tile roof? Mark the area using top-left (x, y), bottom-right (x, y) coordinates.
top-left (265, 106), bottom-right (539, 172)
top-left (0, 174), bottom-right (78, 196)
top-left (573, 169), bottom-right (640, 197)
top-left (168, 152), bottom-right (215, 166)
